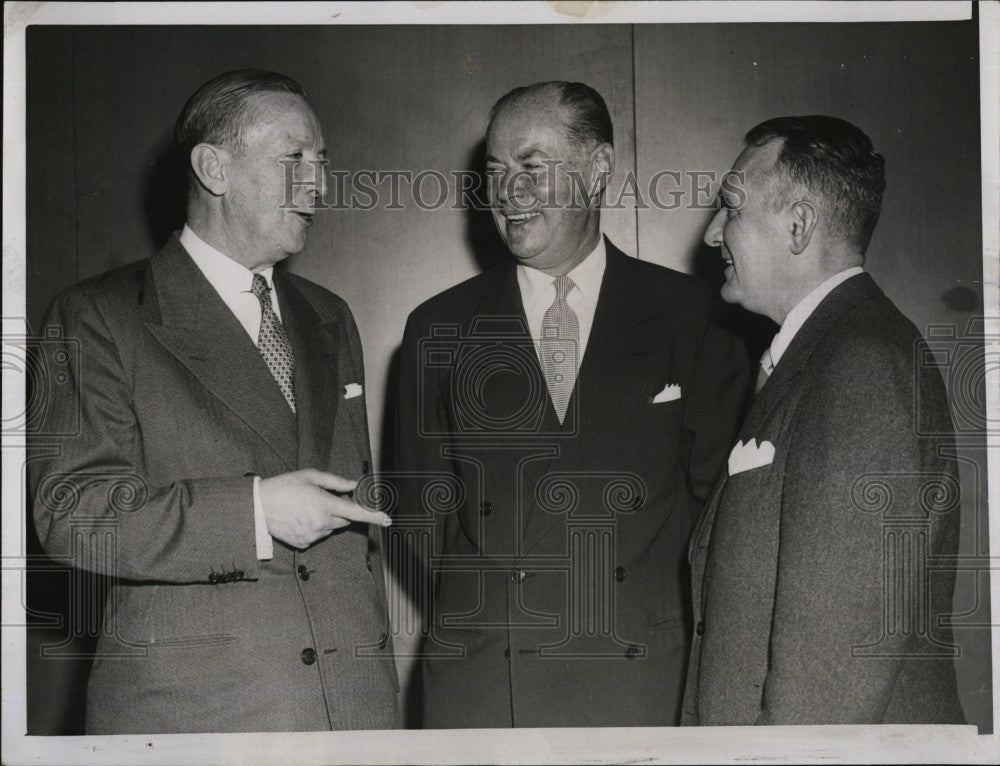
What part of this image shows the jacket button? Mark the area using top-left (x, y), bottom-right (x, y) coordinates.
top-left (481, 501), bottom-right (493, 517)
top-left (301, 648), bottom-right (317, 665)
top-left (625, 645), bottom-right (640, 659)
top-left (362, 460), bottom-right (370, 475)
top-left (696, 620), bottom-right (705, 636)
top-left (233, 570), bottom-right (244, 581)
top-left (297, 565), bottom-right (310, 581)
top-left (208, 572), bottom-right (219, 584)
top-left (614, 566), bottom-right (626, 582)
top-left (378, 632), bottom-right (389, 649)
top-left (510, 570), bottom-right (526, 584)
top-left (365, 554), bottom-right (373, 572)
top-left (504, 648), bottom-right (511, 660)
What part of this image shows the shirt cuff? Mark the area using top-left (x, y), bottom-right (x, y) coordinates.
top-left (252, 475), bottom-right (274, 561)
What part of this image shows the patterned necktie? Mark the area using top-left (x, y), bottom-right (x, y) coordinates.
top-left (540, 274), bottom-right (580, 423)
top-left (755, 347), bottom-right (774, 395)
top-left (250, 273), bottom-right (296, 413)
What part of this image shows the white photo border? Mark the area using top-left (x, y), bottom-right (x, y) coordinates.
top-left (2, 2), bottom-right (997, 764)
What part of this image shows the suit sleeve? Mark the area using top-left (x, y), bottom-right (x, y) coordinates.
top-left (339, 299), bottom-right (387, 564)
top-left (29, 289), bottom-right (260, 583)
top-left (757, 334), bottom-right (958, 723)
top-left (682, 321), bottom-right (750, 502)
top-left (392, 312), bottom-right (453, 560)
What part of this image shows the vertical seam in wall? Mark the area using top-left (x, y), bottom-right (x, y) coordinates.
top-left (69, 28), bottom-right (80, 284)
top-left (630, 23), bottom-right (640, 261)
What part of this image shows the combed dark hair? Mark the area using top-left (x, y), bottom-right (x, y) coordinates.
top-left (489, 81), bottom-right (613, 149)
top-left (173, 69), bottom-right (304, 157)
top-left (745, 115), bottom-right (885, 254)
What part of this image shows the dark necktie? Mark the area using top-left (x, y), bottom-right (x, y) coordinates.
top-left (250, 273), bottom-right (296, 413)
top-left (540, 274), bottom-right (580, 423)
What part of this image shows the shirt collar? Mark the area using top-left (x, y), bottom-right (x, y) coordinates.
top-left (517, 235), bottom-right (607, 311)
top-left (770, 266), bottom-right (865, 367)
top-left (179, 224), bottom-right (275, 295)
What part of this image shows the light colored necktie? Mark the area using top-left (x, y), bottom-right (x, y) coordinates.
top-left (755, 348), bottom-right (774, 395)
top-left (251, 273), bottom-right (296, 413)
top-left (540, 274), bottom-right (580, 423)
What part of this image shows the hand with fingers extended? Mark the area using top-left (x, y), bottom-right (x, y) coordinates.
top-left (259, 468), bottom-right (391, 550)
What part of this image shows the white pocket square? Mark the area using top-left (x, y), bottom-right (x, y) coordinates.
top-left (344, 383), bottom-right (363, 400)
top-left (728, 438), bottom-right (775, 476)
top-left (651, 383), bottom-right (682, 404)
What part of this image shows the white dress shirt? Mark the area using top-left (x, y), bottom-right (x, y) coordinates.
top-left (179, 225), bottom-right (275, 560)
top-left (767, 266), bottom-right (865, 371)
top-left (516, 236), bottom-right (607, 368)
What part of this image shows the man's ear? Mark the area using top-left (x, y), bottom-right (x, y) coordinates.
top-left (190, 144), bottom-right (230, 196)
top-left (788, 200), bottom-right (818, 255)
top-left (588, 143), bottom-right (615, 198)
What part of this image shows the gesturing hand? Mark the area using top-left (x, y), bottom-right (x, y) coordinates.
top-left (259, 469), bottom-right (390, 550)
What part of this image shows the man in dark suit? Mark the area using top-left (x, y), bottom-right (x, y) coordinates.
top-left (683, 116), bottom-right (964, 725)
top-left (29, 70), bottom-right (399, 733)
top-left (394, 81), bottom-right (748, 727)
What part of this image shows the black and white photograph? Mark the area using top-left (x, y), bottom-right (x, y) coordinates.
top-left (2, 2), bottom-right (998, 763)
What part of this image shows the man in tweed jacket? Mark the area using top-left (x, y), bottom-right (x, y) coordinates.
top-left (682, 115), bottom-right (964, 725)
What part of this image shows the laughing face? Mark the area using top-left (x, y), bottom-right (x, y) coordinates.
top-left (703, 138), bottom-right (791, 322)
top-left (221, 92), bottom-right (328, 270)
top-left (485, 99), bottom-right (609, 276)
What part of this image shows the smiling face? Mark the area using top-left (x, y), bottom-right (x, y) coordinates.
top-left (703, 139), bottom-right (794, 322)
top-left (485, 99), bottom-right (607, 276)
top-left (220, 92), bottom-right (328, 270)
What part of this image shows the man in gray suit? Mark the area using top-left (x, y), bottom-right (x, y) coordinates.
top-left (29, 70), bottom-right (399, 733)
top-left (682, 115), bottom-right (964, 724)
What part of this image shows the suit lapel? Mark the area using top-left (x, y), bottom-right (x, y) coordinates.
top-left (465, 264), bottom-right (560, 435)
top-left (520, 242), bottom-right (675, 554)
top-left (689, 471), bottom-right (729, 618)
top-left (275, 271), bottom-right (340, 472)
top-left (144, 235), bottom-right (298, 471)
top-left (563, 241), bottom-right (672, 454)
top-left (452, 265), bottom-right (557, 551)
top-left (745, 272), bottom-right (880, 437)
top-left (690, 272), bottom-right (883, 605)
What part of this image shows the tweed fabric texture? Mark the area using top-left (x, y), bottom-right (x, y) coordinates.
top-left (682, 273), bottom-right (964, 726)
